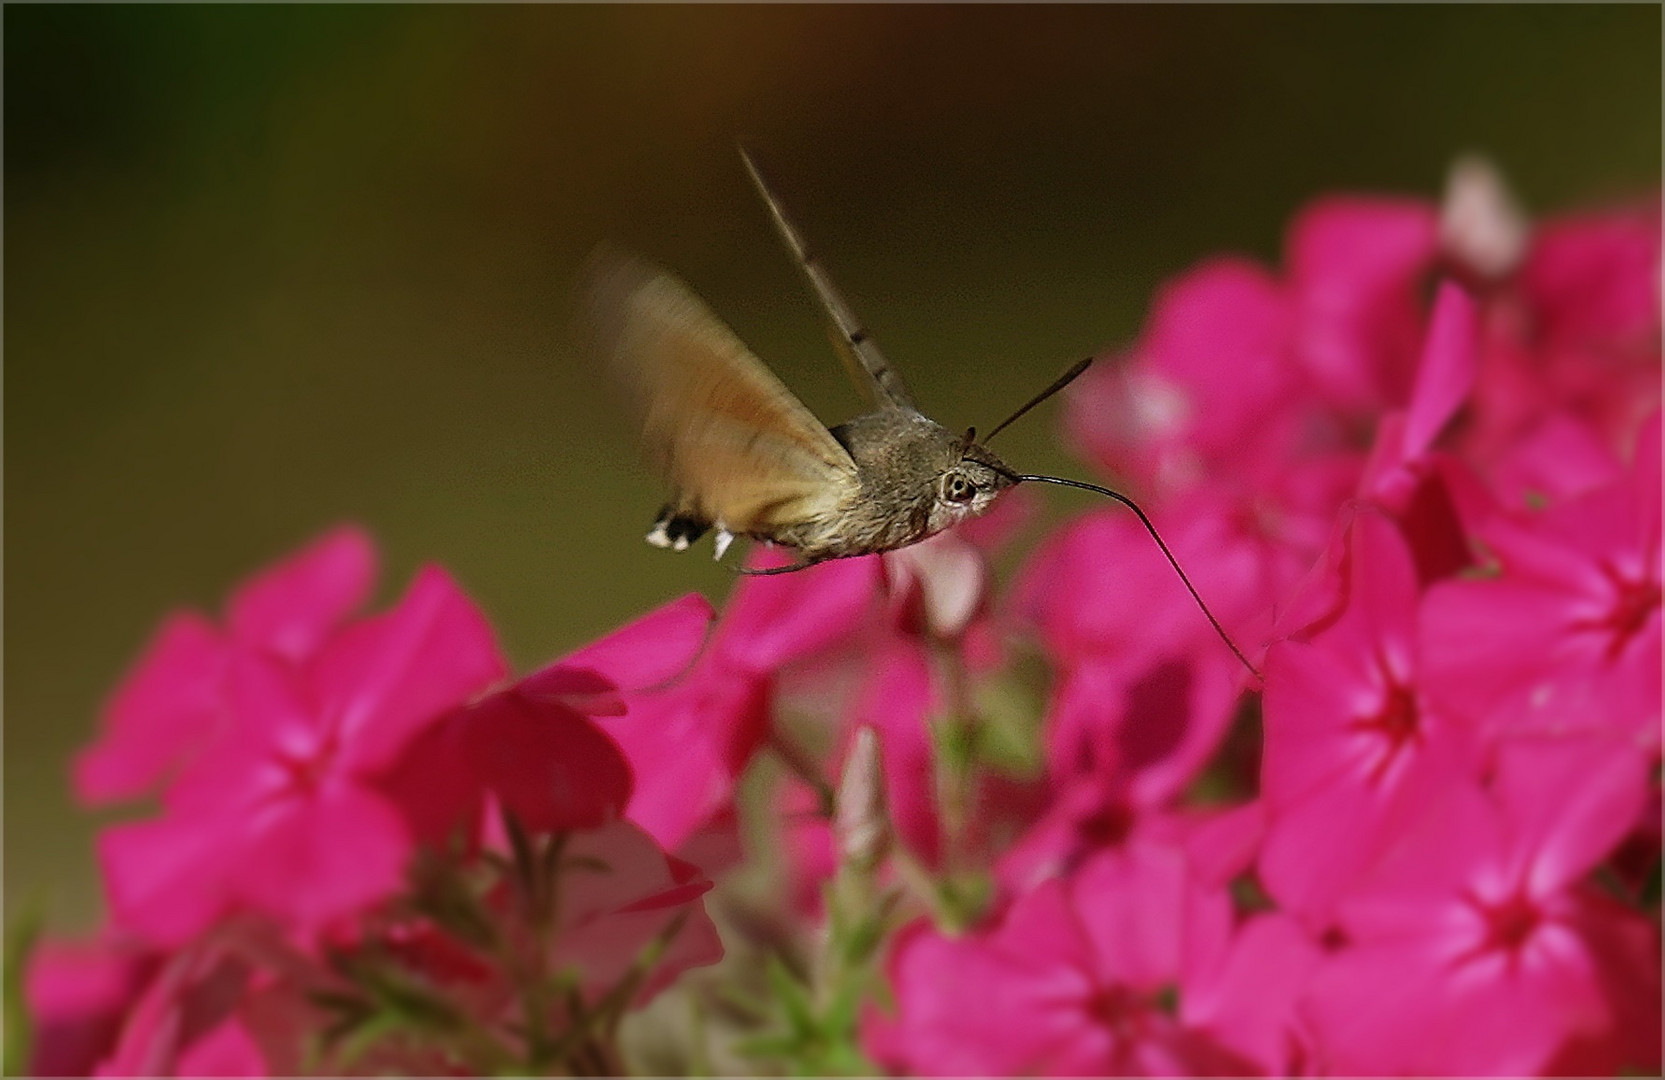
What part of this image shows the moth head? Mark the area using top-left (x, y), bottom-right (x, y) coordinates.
top-left (931, 429), bottom-right (1018, 526)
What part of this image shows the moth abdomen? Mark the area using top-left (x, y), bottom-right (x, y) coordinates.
top-left (645, 505), bottom-right (711, 552)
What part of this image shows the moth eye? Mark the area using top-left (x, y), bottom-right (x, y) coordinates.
top-left (945, 475), bottom-right (976, 503)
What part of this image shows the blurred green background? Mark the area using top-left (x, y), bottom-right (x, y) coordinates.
top-left (6, 6), bottom-right (1660, 932)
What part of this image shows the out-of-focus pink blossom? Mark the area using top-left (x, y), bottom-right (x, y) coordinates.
top-left (92, 916), bottom-right (317, 1078)
top-left (98, 563), bottom-right (505, 945)
top-left (75, 527), bottom-right (377, 806)
top-left (25, 936), bottom-right (159, 1077)
top-left (1288, 196), bottom-right (1440, 416)
top-left (1301, 734), bottom-right (1658, 1075)
top-left (1068, 259), bottom-right (1301, 495)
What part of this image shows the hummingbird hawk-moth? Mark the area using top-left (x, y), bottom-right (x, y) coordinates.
top-left (583, 149), bottom-right (1257, 676)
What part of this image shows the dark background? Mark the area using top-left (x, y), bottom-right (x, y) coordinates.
top-left (6, 5), bottom-right (1660, 930)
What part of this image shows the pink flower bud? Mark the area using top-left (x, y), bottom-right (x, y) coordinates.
top-left (835, 726), bottom-right (889, 872)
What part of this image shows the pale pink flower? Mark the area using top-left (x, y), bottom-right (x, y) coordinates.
top-left (543, 820), bottom-right (725, 1006)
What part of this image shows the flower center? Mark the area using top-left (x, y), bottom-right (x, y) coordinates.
top-left (1601, 566), bottom-right (1660, 659)
top-left (1352, 675), bottom-right (1420, 782)
top-left (1084, 984), bottom-right (1154, 1039)
top-left (274, 729), bottom-right (340, 796)
top-left (1471, 889), bottom-right (1542, 958)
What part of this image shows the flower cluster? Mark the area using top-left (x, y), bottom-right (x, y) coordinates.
top-left (21, 163), bottom-right (1660, 1076)
top-left (25, 530), bottom-right (723, 1075)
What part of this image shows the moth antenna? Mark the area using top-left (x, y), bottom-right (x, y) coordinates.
top-left (983, 356), bottom-right (1094, 444)
top-left (738, 145), bottom-right (917, 411)
top-left (1017, 473), bottom-right (1262, 680)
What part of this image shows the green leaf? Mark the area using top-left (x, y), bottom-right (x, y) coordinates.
top-left (764, 956), bottom-right (816, 1038)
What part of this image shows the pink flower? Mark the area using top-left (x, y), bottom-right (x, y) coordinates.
top-left (1461, 199), bottom-right (1662, 484)
top-left (1259, 512), bottom-right (1478, 926)
top-left (1286, 196), bottom-right (1440, 415)
top-left (1421, 411), bottom-right (1661, 751)
top-left (1067, 259), bottom-right (1302, 495)
top-left (868, 837), bottom-right (1252, 1076)
top-left (1301, 733), bottom-right (1659, 1075)
top-left (91, 916), bottom-right (320, 1078)
top-left (98, 560), bottom-right (506, 945)
top-left (75, 527), bottom-right (377, 805)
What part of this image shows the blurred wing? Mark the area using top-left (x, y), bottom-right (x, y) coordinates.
top-left (583, 247), bottom-right (859, 534)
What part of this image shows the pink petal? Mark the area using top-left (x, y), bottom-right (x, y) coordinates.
top-left (521, 593), bottom-right (715, 711)
top-left (459, 691), bottom-right (633, 833)
top-left (315, 565), bottom-right (506, 773)
top-left (1523, 204), bottom-right (1663, 350)
top-left (1069, 842), bottom-right (1199, 991)
top-left (74, 613), bottom-right (227, 806)
top-left (871, 896), bottom-right (1105, 1077)
top-left (1557, 888), bottom-right (1664, 1074)
top-left (1319, 511), bottom-right (1420, 671)
top-left (96, 931), bottom-right (253, 1077)
top-left (1302, 929), bottom-right (1593, 1076)
top-left (1183, 800), bottom-right (1264, 889)
top-left (227, 780), bottom-right (412, 937)
top-left (172, 1020), bottom-right (264, 1077)
top-left (1402, 280), bottom-right (1478, 459)
top-left (1182, 913), bottom-right (1320, 1076)
top-left (92, 919), bottom-right (301, 1078)
top-left (1134, 257), bottom-right (1299, 466)
top-left (1047, 651), bottom-right (1239, 811)
top-left (227, 525), bottom-right (376, 663)
top-left (1288, 196), bottom-right (1439, 411)
top-left (99, 816), bottom-right (237, 947)
top-left (1488, 412), bottom-right (1624, 509)
top-left (548, 821), bottom-right (722, 1005)
top-left (1490, 733), bottom-right (1648, 894)
top-left (717, 554), bottom-right (881, 673)
top-left (603, 662), bottom-right (761, 852)
top-left (370, 712), bottom-right (485, 848)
